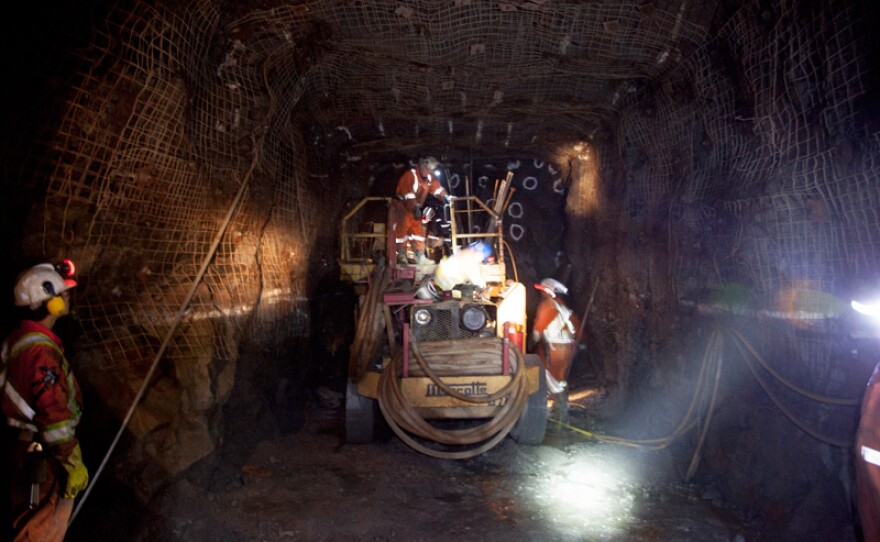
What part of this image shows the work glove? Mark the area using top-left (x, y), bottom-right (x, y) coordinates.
top-left (58, 443), bottom-right (89, 499)
top-left (443, 194), bottom-right (454, 204)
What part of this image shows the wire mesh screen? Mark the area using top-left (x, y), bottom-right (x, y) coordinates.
top-left (608, 0), bottom-right (879, 298)
top-left (601, 0), bottom-right (877, 446)
top-left (6, 0), bottom-right (878, 480)
top-left (20, 0), bottom-right (335, 455)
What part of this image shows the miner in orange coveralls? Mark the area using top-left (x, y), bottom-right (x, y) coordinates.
top-left (390, 156), bottom-right (450, 266)
top-left (852, 300), bottom-right (880, 542)
top-left (1, 262), bottom-right (88, 542)
top-left (853, 295), bottom-right (880, 542)
top-left (857, 361), bottom-right (880, 542)
top-left (532, 278), bottom-right (580, 422)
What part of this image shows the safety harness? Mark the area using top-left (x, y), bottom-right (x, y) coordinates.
top-left (398, 169), bottom-right (444, 201)
top-left (0, 332), bottom-right (81, 445)
top-left (542, 298), bottom-right (576, 349)
top-left (396, 169), bottom-right (444, 246)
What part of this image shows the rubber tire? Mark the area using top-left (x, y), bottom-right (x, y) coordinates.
top-left (510, 354), bottom-right (548, 445)
top-left (345, 378), bottom-right (375, 444)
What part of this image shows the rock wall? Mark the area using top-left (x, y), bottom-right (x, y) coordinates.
top-left (570, 0), bottom-right (878, 536)
top-left (5, 1), bottom-right (341, 496)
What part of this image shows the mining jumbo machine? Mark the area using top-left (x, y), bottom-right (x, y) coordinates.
top-left (338, 173), bottom-right (548, 459)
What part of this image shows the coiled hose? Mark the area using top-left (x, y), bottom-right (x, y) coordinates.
top-left (377, 337), bottom-right (530, 459)
top-left (349, 266), bottom-right (391, 383)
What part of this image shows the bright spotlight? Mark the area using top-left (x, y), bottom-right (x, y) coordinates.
top-left (528, 446), bottom-right (637, 538)
top-left (852, 298), bottom-right (880, 319)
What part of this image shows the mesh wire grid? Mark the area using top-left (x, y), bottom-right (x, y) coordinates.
top-left (9, 0), bottom-right (876, 404)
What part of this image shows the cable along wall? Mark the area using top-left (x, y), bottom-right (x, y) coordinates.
top-left (600, 1), bottom-right (876, 536)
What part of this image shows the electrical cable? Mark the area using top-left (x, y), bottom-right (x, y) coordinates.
top-left (380, 340), bottom-right (525, 443)
top-left (728, 332), bottom-right (851, 448)
top-left (577, 329), bottom-right (722, 450)
top-left (549, 323), bottom-right (853, 481)
top-left (410, 339), bottom-right (524, 402)
top-left (727, 328), bottom-right (860, 406)
top-left (685, 334), bottom-right (724, 480)
top-left (501, 239), bottom-right (518, 283)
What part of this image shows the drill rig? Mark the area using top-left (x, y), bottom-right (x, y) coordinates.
top-left (338, 174), bottom-right (547, 459)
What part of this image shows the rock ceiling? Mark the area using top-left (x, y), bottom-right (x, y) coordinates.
top-left (216, 0), bottom-right (723, 156)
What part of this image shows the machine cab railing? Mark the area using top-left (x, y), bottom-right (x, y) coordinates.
top-left (339, 189), bottom-right (510, 285)
top-left (338, 197), bottom-right (392, 283)
top-left (446, 195), bottom-right (506, 284)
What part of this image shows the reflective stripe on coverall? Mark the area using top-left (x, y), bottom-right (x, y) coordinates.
top-left (533, 297), bottom-right (578, 394)
top-left (857, 362), bottom-right (880, 542)
top-left (1, 321), bottom-right (83, 541)
top-left (391, 168), bottom-right (447, 252)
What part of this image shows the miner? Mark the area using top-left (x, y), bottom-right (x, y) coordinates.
top-left (532, 278), bottom-right (580, 423)
top-left (2, 261), bottom-right (87, 541)
top-left (390, 156), bottom-right (451, 265)
top-left (853, 294), bottom-right (880, 542)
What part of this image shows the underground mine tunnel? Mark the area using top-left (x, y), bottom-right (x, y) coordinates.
top-left (1, 0), bottom-right (880, 540)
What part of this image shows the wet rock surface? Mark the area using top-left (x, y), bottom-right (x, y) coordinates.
top-left (84, 396), bottom-right (776, 542)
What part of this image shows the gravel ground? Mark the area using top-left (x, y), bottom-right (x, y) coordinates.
top-left (105, 392), bottom-right (769, 542)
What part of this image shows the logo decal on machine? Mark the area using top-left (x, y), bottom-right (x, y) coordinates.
top-left (425, 381), bottom-right (488, 397)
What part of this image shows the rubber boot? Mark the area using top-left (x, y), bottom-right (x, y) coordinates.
top-left (554, 392), bottom-right (569, 425)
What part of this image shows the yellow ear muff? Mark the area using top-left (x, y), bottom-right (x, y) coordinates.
top-left (47, 296), bottom-right (66, 316)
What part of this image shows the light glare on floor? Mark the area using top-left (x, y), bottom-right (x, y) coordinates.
top-left (530, 447), bottom-right (636, 537)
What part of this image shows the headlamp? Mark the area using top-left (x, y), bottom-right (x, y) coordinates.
top-left (414, 308), bottom-right (432, 326)
top-left (461, 305), bottom-right (488, 332)
top-left (55, 259), bottom-right (76, 278)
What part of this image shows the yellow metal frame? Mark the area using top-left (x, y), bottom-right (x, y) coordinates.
top-left (338, 195), bottom-right (508, 282)
top-left (356, 364), bottom-right (541, 404)
top-left (339, 197), bottom-right (391, 282)
top-left (448, 197), bottom-right (502, 249)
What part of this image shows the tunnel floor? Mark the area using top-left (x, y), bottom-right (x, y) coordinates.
top-left (91, 389), bottom-right (780, 542)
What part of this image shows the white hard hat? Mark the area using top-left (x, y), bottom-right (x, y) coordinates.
top-left (534, 277), bottom-right (568, 297)
top-left (14, 263), bottom-right (77, 310)
top-left (420, 156), bottom-right (440, 171)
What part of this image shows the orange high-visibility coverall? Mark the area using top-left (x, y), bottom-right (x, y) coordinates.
top-left (532, 295), bottom-right (580, 391)
top-left (390, 168), bottom-right (447, 253)
top-left (857, 362), bottom-right (880, 542)
top-left (2, 320), bottom-right (83, 542)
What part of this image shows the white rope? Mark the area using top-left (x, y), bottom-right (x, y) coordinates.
top-left (69, 147), bottom-right (259, 525)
